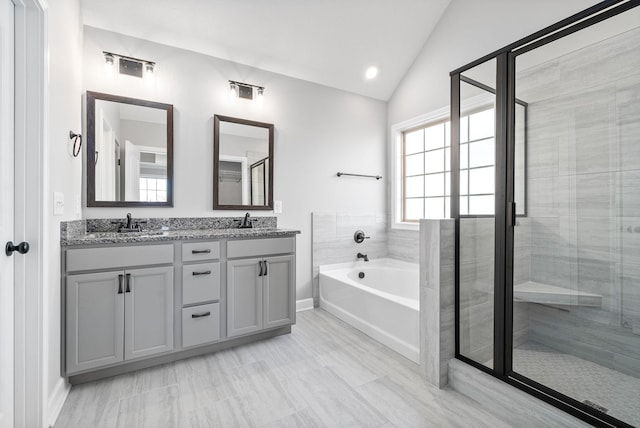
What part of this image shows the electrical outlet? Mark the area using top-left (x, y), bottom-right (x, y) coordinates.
top-left (274, 200), bottom-right (283, 214)
top-left (53, 192), bottom-right (65, 216)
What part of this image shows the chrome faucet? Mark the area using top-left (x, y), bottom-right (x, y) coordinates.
top-left (357, 252), bottom-right (369, 262)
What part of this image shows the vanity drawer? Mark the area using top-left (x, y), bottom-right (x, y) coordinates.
top-left (182, 303), bottom-right (220, 348)
top-left (66, 244), bottom-right (174, 272)
top-left (227, 237), bottom-right (294, 259)
top-left (182, 241), bottom-right (220, 262)
top-left (182, 262), bottom-right (220, 305)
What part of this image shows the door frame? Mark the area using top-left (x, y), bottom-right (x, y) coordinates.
top-left (13, 0), bottom-right (47, 427)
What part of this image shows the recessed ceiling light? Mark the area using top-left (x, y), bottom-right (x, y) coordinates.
top-left (365, 66), bottom-right (378, 80)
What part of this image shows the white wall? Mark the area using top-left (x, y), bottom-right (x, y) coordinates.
top-left (388, 0), bottom-right (599, 125)
top-left (82, 26), bottom-right (387, 305)
top-left (44, 0), bottom-right (83, 424)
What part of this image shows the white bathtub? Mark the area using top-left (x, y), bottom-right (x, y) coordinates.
top-left (319, 258), bottom-right (420, 363)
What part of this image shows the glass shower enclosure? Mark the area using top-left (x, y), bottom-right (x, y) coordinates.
top-left (453, 2), bottom-right (640, 427)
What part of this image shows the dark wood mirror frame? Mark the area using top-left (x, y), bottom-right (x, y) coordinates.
top-left (213, 115), bottom-right (274, 210)
top-left (86, 91), bottom-right (174, 207)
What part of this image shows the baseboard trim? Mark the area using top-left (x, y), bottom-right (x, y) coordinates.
top-left (296, 298), bottom-right (314, 312)
top-left (47, 377), bottom-right (70, 428)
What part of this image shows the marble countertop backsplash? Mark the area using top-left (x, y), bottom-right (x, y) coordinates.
top-left (60, 216), bottom-right (299, 246)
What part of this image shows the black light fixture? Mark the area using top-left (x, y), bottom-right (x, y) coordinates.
top-left (103, 51), bottom-right (155, 79)
top-left (228, 80), bottom-right (265, 101)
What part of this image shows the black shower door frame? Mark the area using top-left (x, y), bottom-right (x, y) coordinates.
top-left (451, 1), bottom-right (639, 427)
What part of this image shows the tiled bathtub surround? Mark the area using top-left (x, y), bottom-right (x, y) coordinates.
top-left (388, 228), bottom-right (420, 263)
top-left (311, 212), bottom-right (387, 306)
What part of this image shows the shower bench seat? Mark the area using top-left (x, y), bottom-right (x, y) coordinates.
top-left (514, 281), bottom-right (602, 307)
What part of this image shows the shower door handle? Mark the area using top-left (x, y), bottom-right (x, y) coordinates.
top-left (508, 202), bottom-right (516, 227)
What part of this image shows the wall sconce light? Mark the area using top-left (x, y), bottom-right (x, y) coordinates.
top-left (103, 51), bottom-right (156, 80)
top-left (228, 80), bottom-right (265, 102)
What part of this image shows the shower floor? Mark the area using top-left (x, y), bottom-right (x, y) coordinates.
top-left (513, 342), bottom-right (640, 426)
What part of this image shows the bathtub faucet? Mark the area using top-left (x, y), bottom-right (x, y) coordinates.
top-left (357, 252), bottom-right (369, 262)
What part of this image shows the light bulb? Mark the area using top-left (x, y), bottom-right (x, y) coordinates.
top-left (144, 62), bottom-right (154, 79)
top-left (229, 82), bottom-right (237, 100)
top-left (256, 87), bottom-right (264, 104)
top-left (104, 53), bottom-right (115, 77)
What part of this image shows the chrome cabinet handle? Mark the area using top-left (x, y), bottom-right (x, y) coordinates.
top-left (191, 311), bottom-right (211, 318)
top-left (125, 273), bottom-right (131, 293)
top-left (118, 274), bottom-right (124, 294)
top-left (192, 249), bottom-right (211, 254)
top-left (192, 270), bottom-right (211, 276)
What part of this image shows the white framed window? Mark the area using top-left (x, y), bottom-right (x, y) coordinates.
top-left (391, 103), bottom-right (514, 228)
top-left (140, 177), bottom-right (167, 202)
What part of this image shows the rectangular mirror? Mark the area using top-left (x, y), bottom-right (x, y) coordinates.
top-left (213, 115), bottom-right (274, 210)
top-left (86, 91), bottom-right (173, 207)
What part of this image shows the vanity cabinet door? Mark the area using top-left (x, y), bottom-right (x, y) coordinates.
top-left (66, 272), bottom-right (124, 374)
top-left (263, 255), bottom-right (295, 329)
top-left (227, 258), bottom-right (263, 337)
top-left (124, 266), bottom-right (174, 360)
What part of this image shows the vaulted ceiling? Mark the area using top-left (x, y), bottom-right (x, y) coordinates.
top-left (81, 0), bottom-right (451, 100)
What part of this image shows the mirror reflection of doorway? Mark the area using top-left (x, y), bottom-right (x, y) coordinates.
top-left (250, 157), bottom-right (268, 205)
top-left (218, 155), bottom-right (249, 205)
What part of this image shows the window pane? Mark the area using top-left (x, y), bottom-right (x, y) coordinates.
top-left (460, 143), bottom-right (468, 169)
top-left (157, 191), bottom-right (167, 202)
top-left (147, 179), bottom-right (157, 191)
top-left (460, 116), bottom-right (469, 143)
top-left (140, 178), bottom-right (147, 190)
top-left (157, 179), bottom-right (167, 191)
top-left (405, 129), bottom-right (424, 155)
top-left (424, 173), bottom-right (445, 197)
top-left (425, 149), bottom-right (445, 174)
top-left (460, 196), bottom-right (469, 215)
top-left (405, 153), bottom-right (424, 176)
top-left (445, 122), bottom-right (451, 147)
top-left (424, 123), bottom-right (445, 151)
top-left (460, 170), bottom-right (469, 195)
top-left (469, 166), bottom-right (494, 195)
top-left (469, 195), bottom-right (494, 215)
top-left (425, 197), bottom-right (444, 219)
top-left (405, 175), bottom-right (424, 198)
top-left (445, 148), bottom-right (450, 172)
top-left (445, 172), bottom-right (451, 196)
top-left (469, 138), bottom-right (495, 168)
top-left (469, 108), bottom-right (494, 141)
top-left (405, 198), bottom-right (423, 220)
top-left (140, 190), bottom-right (148, 201)
top-left (147, 191), bottom-right (157, 202)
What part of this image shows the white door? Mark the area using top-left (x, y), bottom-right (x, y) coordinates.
top-left (0, 0), bottom-right (15, 426)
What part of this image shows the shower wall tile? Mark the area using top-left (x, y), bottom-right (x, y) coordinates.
top-left (311, 212), bottom-right (388, 306)
top-left (527, 303), bottom-right (640, 378)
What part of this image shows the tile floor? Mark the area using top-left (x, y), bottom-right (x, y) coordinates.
top-left (514, 342), bottom-right (640, 427)
top-left (55, 309), bottom-right (512, 428)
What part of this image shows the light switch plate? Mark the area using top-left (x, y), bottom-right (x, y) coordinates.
top-left (274, 200), bottom-right (282, 214)
top-left (53, 192), bottom-right (64, 216)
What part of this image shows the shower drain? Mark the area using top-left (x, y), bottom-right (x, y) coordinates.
top-left (583, 400), bottom-right (609, 414)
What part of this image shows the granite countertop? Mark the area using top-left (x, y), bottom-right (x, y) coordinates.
top-left (60, 216), bottom-right (299, 246)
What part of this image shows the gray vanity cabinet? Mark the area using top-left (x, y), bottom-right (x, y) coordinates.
top-left (263, 255), bottom-right (295, 329)
top-left (227, 241), bottom-right (295, 338)
top-left (124, 266), bottom-right (174, 360)
top-left (227, 257), bottom-right (264, 337)
top-left (66, 271), bottom-right (125, 373)
top-left (66, 265), bottom-right (174, 375)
